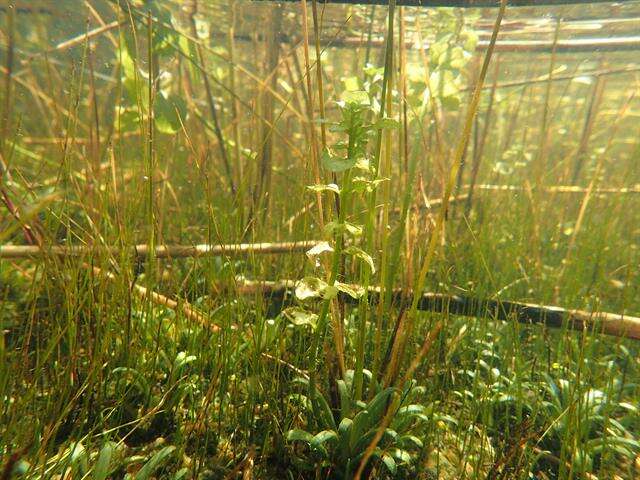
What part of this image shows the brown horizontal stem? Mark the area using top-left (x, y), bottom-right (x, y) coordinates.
top-left (0, 240), bottom-right (321, 260)
top-left (469, 66), bottom-right (640, 92)
top-left (236, 279), bottom-right (640, 341)
top-left (90, 265), bottom-right (217, 330)
top-left (260, 0), bottom-right (637, 7)
top-left (470, 184), bottom-right (640, 194)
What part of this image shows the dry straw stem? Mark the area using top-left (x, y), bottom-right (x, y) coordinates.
top-left (294, 33), bottom-right (640, 54)
top-left (18, 19), bottom-right (126, 68)
top-left (379, 0), bottom-right (508, 396)
top-left (0, 240), bottom-right (322, 259)
top-left (268, 0), bottom-right (636, 6)
top-left (235, 279), bottom-right (640, 341)
top-left (469, 184), bottom-right (640, 194)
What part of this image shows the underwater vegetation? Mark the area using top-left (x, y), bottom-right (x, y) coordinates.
top-left (1, 0), bottom-right (640, 478)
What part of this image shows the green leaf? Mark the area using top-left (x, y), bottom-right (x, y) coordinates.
top-left (586, 436), bottom-right (640, 456)
top-left (295, 277), bottom-right (328, 300)
top-left (335, 282), bottom-right (365, 299)
top-left (342, 76), bottom-right (360, 92)
top-left (365, 388), bottom-right (396, 428)
top-left (288, 393), bottom-right (312, 411)
top-left (352, 176), bottom-right (387, 193)
top-left (391, 448), bottom-right (412, 464)
top-left (353, 429), bottom-right (397, 455)
top-left (287, 429), bottom-right (314, 444)
top-left (429, 70), bottom-right (461, 102)
top-left (93, 442), bottom-right (116, 480)
top-left (10, 460), bottom-right (30, 476)
top-left (154, 94), bottom-right (187, 134)
top-left (311, 430), bottom-right (338, 452)
top-left (305, 242), bottom-right (334, 265)
top-left (118, 34), bottom-right (137, 83)
top-left (398, 435), bottom-right (424, 450)
top-left (350, 409), bottom-right (371, 451)
top-left (338, 417), bottom-right (353, 456)
top-left (134, 446), bottom-right (176, 480)
top-left (70, 442), bottom-right (88, 476)
top-left (338, 417), bottom-right (353, 437)
top-left (340, 90), bottom-right (370, 106)
top-left (173, 467), bottom-right (190, 480)
top-left (323, 221), bottom-right (363, 238)
top-left (310, 384), bottom-right (337, 431)
top-left (307, 183), bottom-right (340, 195)
top-left (337, 380), bottom-right (351, 418)
top-left (282, 307), bottom-right (318, 328)
top-left (109, 367), bottom-right (150, 399)
top-left (344, 246), bottom-right (376, 273)
top-left (373, 117), bottom-right (399, 130)
top-left (173, 351), bottom-right (197, 370)
top-left (397, 404), bottom-right (427, 417)
top-left (294, 277), bottom-right (337, 301)
top-left (380, 452), bottom-right (397, 475)
top-left (322, 149), bottom-right (356, 173)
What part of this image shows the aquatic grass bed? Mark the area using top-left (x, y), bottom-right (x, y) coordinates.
top-left (1, 0), bottom-right (640, 478)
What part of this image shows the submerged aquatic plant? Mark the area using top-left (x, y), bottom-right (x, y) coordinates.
top-left (286, 371), bottom-right (446, 479)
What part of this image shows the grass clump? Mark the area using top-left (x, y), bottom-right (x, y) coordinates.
top-left (1, 0), bottom-right (640, 479)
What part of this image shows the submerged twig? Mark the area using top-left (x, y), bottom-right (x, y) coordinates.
top-left (469, 184), bottom-right (640, 194)
top-left (235, 279), bottom-right (640, 341)
top-left (90, 264), bottom-right (215, 330)
top-left (0, 240), bottom-right (322, 259)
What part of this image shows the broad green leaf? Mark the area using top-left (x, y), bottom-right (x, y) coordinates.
top-left (295, 277), bottom-right (328, 300)
top-left (155, 94), bottom-right (187, 134)
top-left (391, 448), bottom-right (412, 464)
top-left (192, 14), bottom-right (210, 39)
top-left (322, 149), bottom-right (356, 173)
top-left (173, 351), bottom-right (197, 371)
top-left (342, 76), bottom-right (360, 92)
top-left (70, 442), bottom-right (88, 476)
top-left (337, 380), bottom-right (351, 418)
top-left (118, 34), bottom-right (136, 82)
top-left (350, 409), bottom-right (371, 451)
top-left (306, 242), bottom-right (334, 263)
top-left (310, 385), bottom-right (337, 431)
top-left (338, 417), bottom-right (353, 456)
top-left (353, 429), bottom-right (397, 455)
top-left (373, 117), bottom-right (399, 130)
top-left (380, 452), bottom-right (397, 475)
top-left (397, 404), bottom-right (427, 417)
top-left (117, 108), bottom-right (142, 133)
top-left (335, 282), bottom-right (364, 299)
top-left (352, 176), bottom-right (387, 193)
top-left (282, 307), bottom-right (318, 328)
top-left (134, 445), bottom-right (175, 480)
top-left (338, 417), bottom-right (353, 437)
top-left (10, 460), bottom-right (30, 476)
top-left (287, 429), bottom-right (314, 444)
top-left (173, 468), bottom-right (190, 480)
top-left (311, 430), bottom-right (338, 452)
top-left (429, 70), bottom-right (460, 101)
top-left (398, 435), bottom-right (424, 450)
top-left (340, 90), bottom-right (370, 106)
top-left (307, 183), bottom-right (340, 195)
top-left (344, 246), bottom-right (376, 273)
top-left (93, 441), bottom-right (116, 480)
top-left (365, 388), bottom-right (396, 428)
top-left (324, 221), bottom-right (363, 238)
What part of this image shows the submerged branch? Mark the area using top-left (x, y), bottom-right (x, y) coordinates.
top-left (0, 240), bottom-right (321, 259)
top-left (469, 184), bottom-right (640, 194)
top-left (235, 279), bottom-right (640, 341)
